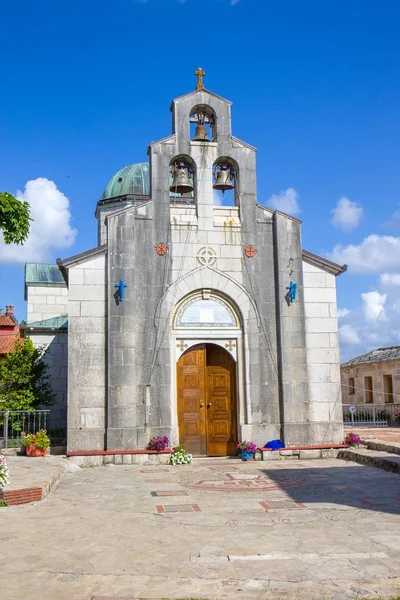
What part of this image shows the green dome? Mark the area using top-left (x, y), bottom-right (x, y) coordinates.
top-left (101, 162), bottom-right (150, 199)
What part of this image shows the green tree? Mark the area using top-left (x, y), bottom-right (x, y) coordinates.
top-left (0, 338), bottom-right (55, 411)
top-left (0, 191), bottom-right (31, 244)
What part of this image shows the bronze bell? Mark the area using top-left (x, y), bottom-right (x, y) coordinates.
top-left (213, 166), bottom-right (235, 191)
top-left (192, 124), bottom-right (210, 142)
top-left (170, 162), bottom-right (194, 195)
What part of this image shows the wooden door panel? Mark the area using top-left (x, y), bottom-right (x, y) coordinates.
top-left (206, 345), bottom-right (237, 456)
top-left (177, 345), bottom-right (207, 455)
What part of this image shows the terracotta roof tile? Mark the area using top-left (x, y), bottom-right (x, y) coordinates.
top-left (341, 346), bottom-right (400, 367)
top-left (0, 336), bottom-right (20, 355)
top-left (0, 315), bottom-right (15, 327)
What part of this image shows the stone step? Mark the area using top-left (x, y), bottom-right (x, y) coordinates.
top-left (361, 438), bottom-right (400, 456)
top-left (338, 447), bottom-right (400, 474)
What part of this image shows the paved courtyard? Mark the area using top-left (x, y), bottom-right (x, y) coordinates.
top-left (1, 457), bottom-right (400, 600)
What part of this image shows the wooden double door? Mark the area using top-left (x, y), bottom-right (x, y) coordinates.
top-left (177, 344), bottom-right (237, 456)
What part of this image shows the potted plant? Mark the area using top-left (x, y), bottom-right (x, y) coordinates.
top-left (146, 436), bottom-right (169, 452)
top-left (236, 440), bottom-right (257, 461)
top-left (344, 432), bottom-right (361, 448)
top-left (23, 429), bottom-right (51, 457)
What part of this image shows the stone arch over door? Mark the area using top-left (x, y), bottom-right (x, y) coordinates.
top-left (153, 266), bottom-right (262, 432)
top-left (155, 266), bottom-right (260, 330)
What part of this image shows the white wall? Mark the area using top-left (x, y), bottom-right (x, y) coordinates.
top-left (67, 254), bottom-right (106, 450)
top-left (303, 261), bottom-right (344, 443)
top-left (27, 285), bottom-right (68, 323)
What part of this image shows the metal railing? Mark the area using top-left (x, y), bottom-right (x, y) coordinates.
top-left (0, 410), bottom-right (66, 447)
top-left (343, 403), bottom-right (400, 427)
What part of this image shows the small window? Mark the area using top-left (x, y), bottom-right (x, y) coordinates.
top-left (349, 377), bottom-right (355, 395)
top-left (364, 376), bottom-right (373, 404)
top-left (384, 374), bottom-right (394, 404)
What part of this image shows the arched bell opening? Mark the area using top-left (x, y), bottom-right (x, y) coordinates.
top-left (169, 155), bottom-right (196, 205)
top-left (190, 104), bottom-right (216, 143)
top-left (212, 157), bottom-right (239, 207)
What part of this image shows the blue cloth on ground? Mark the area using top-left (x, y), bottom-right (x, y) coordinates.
top-left (264, 439), bottom-right (285, 450)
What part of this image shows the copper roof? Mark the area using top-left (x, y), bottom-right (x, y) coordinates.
top-left (0, 315), bottom-right (15, 327)
top-left (0, 336), bottom-right (20, 355)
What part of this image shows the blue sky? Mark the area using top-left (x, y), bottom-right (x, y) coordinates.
top-left (1, 0), bottom-right (400, 360)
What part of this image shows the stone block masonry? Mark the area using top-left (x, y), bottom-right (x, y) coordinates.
top-left (66, 252), bottom-right (107, 452)
top-left (27, 285), bottom-right (68, 323)
top-left (303, 261), bottom-right (343, 444)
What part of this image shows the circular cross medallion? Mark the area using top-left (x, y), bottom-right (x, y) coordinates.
top-left (245, 245), bottom-right (256, 258)
top-left (197, 246), bottom-right (217, 267)
top-left (156, 243), bottom-right (167, 256)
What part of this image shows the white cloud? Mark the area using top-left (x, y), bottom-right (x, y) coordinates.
top-left (339, 324), bottom-right (361, 345)
top-left (379, 273), bottom-right (400, 287)
top-left (0, 178), bottom-right (77, 263)
top-left (361, 291), bottom-right (387, 323)
top-left (338, 308), bottom-right (351, 318)
top-left (267, 187), bottom-right (300, 216)
top-left (331, 196), bottom-right (363, 231)
top-left (338, 278), bottom-right (400, 361)
top-left (382, 206), bottom-right (400, 230)
top-left (328, 234), bottom-right (400, 274)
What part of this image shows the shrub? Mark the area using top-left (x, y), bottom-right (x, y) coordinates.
top-left (344, 432), bottom-right (361, 448)
top-left (0, 338), bottom-right (54, 411)
top-left (169, 445), bottom-right (192, 465)
top-left (0, 455), bottom-right (10, 487)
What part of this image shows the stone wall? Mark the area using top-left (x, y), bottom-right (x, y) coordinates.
top-left (67, 254), bottom-right (107, 451)
top-left (303, 261), bottom-right (343, 443)
top-left (28, 331), bottom-right (68, 433)
top-left (63, 87), bottom-right (345, 452)
top-left (27, 285), bottom-right (68, 322)
top-left (273, 213), bottom-right (309, 446)
top-left (341, 360), bottom-right (400, 405)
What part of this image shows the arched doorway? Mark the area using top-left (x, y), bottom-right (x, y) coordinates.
top-left (177, 343), bottom-right (237, 456)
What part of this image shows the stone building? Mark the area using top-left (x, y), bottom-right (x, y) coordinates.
top-left (341, 347), bottom-right (400, 405)
top-left (23, 264), bottom-right (68, 431)
top-left (25, 73), bottom-right (346, 454)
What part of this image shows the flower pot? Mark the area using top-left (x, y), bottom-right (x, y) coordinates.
top-left (240, 451), bottom-right (254, 461)
top-left (25, 445), bottom-right (48, 457)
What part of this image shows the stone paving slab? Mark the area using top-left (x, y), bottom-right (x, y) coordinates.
top-left (1, 458), bottom-right (400, 600)
top-left (3, 456), bottom-right (66, 489)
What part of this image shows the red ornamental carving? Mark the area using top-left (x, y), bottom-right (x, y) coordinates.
top-left (245, 245), bottom-right (256, 258)
top-left (156, 243), bottom-right (167, 256)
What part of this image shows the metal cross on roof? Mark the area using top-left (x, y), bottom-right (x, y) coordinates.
top-left (195, 67), bottom-right (205, 90)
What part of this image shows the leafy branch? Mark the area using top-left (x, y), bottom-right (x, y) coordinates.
top-left (0, 191), bottom-right (31, 245)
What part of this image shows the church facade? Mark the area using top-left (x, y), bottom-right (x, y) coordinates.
top-left (25, 75), bottom-right (346, 454)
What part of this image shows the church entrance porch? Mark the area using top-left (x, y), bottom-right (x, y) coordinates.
top-left (177, 343), bottom-right (237, 457)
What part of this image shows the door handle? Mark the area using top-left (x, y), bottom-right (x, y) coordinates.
top-left (200, 403), bottom-right (204, 408)
top-left (207, 403), bottom-right (212, 408)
